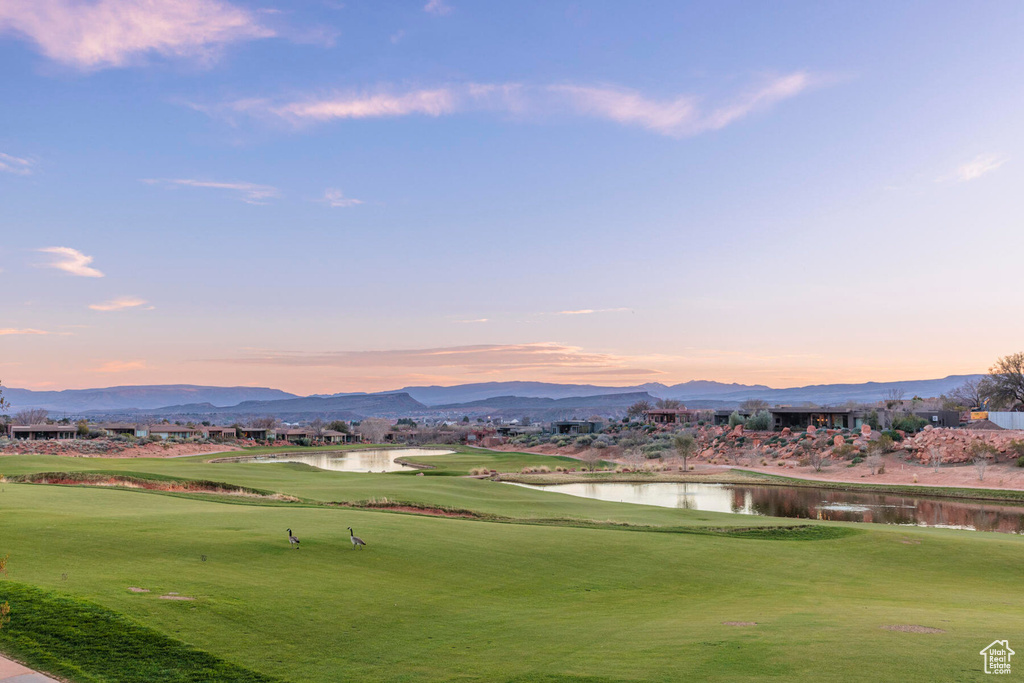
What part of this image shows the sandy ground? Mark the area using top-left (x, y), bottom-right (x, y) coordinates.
top-left (727, 453), bottom-right (1024, 491)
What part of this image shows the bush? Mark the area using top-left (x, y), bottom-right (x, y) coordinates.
top-left (574, 435), bottom-right (593, 447)
top-left (591, 440), bottom-right (607, 449)
top-left (744, 410), bottom-right (771, 431)
top-left (727, 411), bottom-right (744, 427)
top-left (881, 429), bottom-right (903, 443)
top-left (890, 415), bottom-right (928, 433)
top-left (298, 437), bottom-right (312, 447)
top-left (1017, 456), bottom-right (1024, 468)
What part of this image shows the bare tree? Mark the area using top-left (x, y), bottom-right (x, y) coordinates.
top-left (985, 352), bottom-right (1024, 410)
top-left (973, 456), bottom-right (989, 481)
top-left (626, 400), bottom-right (652, 421)
top-left (928, 447), bottom-right (942, 473)
top-left (0, 380), bottom-right (9, 413)
top-left (883, 387), bottom-right (905, 410)
top-left (309, 418), bottom-right (326, 441)
top-left (808, 449), bottom-right (826, 472)
top-left (14, 408), bottom-right (49, 425)
top-left (740, 398), bottom-right (770, 413)
top-left (655, 398), bottom-right (682, 409)
top-left (357, 418), bottom-right (391, 443)
top-left (673, 433), bottom-right (697, 472)
top-left (249, 415), bottom-right (278, 429)
top-left (945, 378), bottom-right (991, 410)
top-left (580, 448), bottom-right (604, 472)
top-left (866, 454), bottom-right (882, 475)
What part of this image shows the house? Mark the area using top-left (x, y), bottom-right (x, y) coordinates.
top-left (147, 425), bottom-right (200, 439)
top-left (551, 421), bottom-right (603, 435)
top-left (201, 426), bottom-right (237, 439)
top-left (9, 424), bottom-right (77, 440)
top-left (768, 408), bottom-right (854, 431)
top-left (321, 429), bottom-right (356, 444)
top-left (643, 408), bottom-right (698, 426)
top-left (910, 410), bottom-right (961, 428)
top-left (96, 423), bottom-right (147, 437)
top-left (276, 428), bottom-right (314, 444)
top-left (238, 427), bottom-right (276, 441)
top-left (713, 409), bottom-right (752, 426)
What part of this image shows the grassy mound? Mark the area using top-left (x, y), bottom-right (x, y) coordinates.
top-left (0, 581), bottom-right (278, 682)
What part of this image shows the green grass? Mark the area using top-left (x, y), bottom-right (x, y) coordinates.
top-left (0, 581), bottom-right (277, 682)
top-left (1, 451), bottom-right (1021, 681)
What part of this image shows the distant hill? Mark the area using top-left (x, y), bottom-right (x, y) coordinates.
top-left (431, 391), bottom-right (658, 420)
top-left (4, 385), bottom-right (298, 413)
top-left (5, 374), bottom-right (985, 420)
top-left (83, 392), bottom-right (426, 422)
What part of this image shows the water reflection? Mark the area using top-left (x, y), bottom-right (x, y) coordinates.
top-left (242, 448), bottom-right (454, 473)
top-left (510, 482), bottom-right (1024, 533)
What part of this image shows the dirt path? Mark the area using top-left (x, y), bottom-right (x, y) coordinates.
top-left (0, 654), bottom-right (61, 682)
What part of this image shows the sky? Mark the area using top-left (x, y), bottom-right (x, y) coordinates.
top-left (1, 0), bottom-right (1023, 395)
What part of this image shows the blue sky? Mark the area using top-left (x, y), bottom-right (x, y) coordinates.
top-left (1, 1), bottom-right (1022, 393)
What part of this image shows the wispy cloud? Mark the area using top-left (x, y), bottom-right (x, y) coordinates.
top-left (423, 0), bottom-right (453, 16)
top-left (38, 247), bottom-right (104, 277)
top-left (550, 72), bottom-right (814, 137)
top-left (0, 328), bottom-right (49, 336)
top-left (0, 0), bottom-right (273, 69)
top-left (217, 342), bottom-right (641, 372)
top-left (0, 152), bottom-right (33, 175)
top-left (455, 318), bottom-right (489, 324)
top-left (89, 296), bottom-right (153, 312)
top-left (951, 154), bottom-right (1007, 183)
top-left (193, 73), bottom-right (819, 138)
top-left (91, 359), bottom-right (147, 373)
top-left (143, 178), bottom-right (280, 204)
top-left (552, 308), bottom-right (630, 316)
top-left (322, 188), bottom-right (363, 207)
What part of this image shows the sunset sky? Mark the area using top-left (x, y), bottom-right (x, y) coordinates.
top-left (2, 1), bottom-right (1022, 395)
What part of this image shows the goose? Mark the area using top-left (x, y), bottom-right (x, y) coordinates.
top-left (287, 528), bottom-right (300, 549)
top-left (347, 526), bottom-right (366, 550)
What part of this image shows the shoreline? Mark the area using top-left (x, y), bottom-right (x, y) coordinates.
top-left (496, 467), bottom-right (1024, 504)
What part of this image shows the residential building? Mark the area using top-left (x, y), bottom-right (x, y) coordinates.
top-left (551, 420), bottom-right (603, 435)
top-left (9, 424), bottom-right (77, 440)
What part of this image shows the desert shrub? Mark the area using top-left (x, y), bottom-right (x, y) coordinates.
top-left (875, 434), bottom-right (896, 453)
top-left (850, 456), bottom-right (864, 465)
top-left (891, 415), bottom-right (928, 433)
top-left (727, 411), bottom-right (744, 427)
top-left (298, 437), bottom-right (312, 447)
top-left (1008, 440), bottom-right (1024, 462)
top-left (833, 444), bottom-right (856, 459)
top-left (881, 429), bottom-right (903, 443)
top-left (1017, 456), bottom-right (1024, 468)
top-left (574, 435), bottom-right (593, 447)
top-left (591, 440), bottom-right (607, 449)
top-left (744, 410), bottom-right (771, 431)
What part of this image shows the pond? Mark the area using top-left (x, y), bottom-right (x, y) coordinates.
top-left (239, 448), bottom-right (455, 473)
top-left (509, 482), bottom-right (1024, 533)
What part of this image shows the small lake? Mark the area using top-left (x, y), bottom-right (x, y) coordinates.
top-left (240, 448), bottom-right (454, 473)
top-left (510, 482), bottom-right (1024, 533)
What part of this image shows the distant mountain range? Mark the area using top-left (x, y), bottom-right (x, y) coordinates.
top-left (3, 375), bottom-right (983, 421)
top-left (3, 385), bottom-right (297, 413)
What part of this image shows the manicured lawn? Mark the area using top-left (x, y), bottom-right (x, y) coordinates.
top-left (0, 450), bottom-right (1020, 681)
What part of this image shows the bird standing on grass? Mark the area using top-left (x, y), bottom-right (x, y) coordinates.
top-left (287, 528), bottom-right (300, 549)
top-left (347, 527), bottom-right (366, 550)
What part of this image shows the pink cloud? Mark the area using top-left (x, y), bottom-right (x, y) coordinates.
top-left (0, 0), bottom-right (273, 69)
top-left (91, 360), bottom-right (147, 372)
